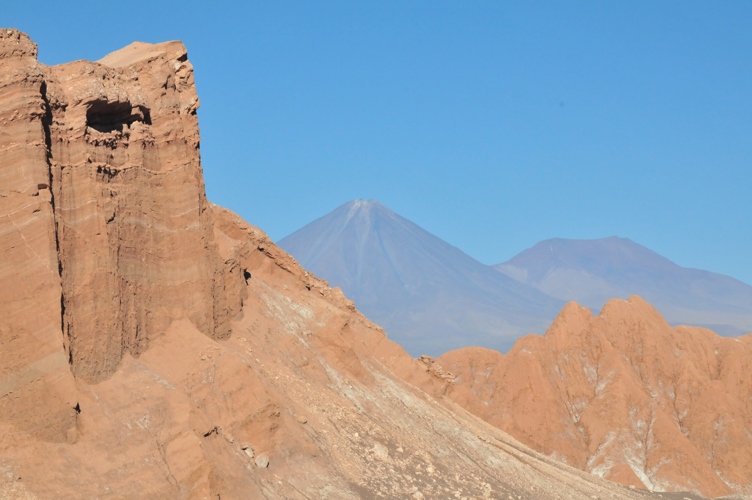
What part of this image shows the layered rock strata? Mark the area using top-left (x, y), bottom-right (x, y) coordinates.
top-left (0, 29), bottom-right (717, 499)
top-left (3, 30), bottom-right (240, 385)
top-left (47, 39), bottom-right (237, 384)
top-left (439, 296), bottom-right (752, 498)
top-left (0, 28), bottom-right (78, 443)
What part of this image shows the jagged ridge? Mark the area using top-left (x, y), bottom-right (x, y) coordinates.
top-left (439, 296), bottom-right (752, 498)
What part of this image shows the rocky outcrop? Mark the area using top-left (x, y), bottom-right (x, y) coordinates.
top-left (439, 296), bottom-right (752, 498)
top-left (2, 28), bottom-right (239, 390)
top-left (0, 30), bottom-right (710, 499)
top-left (46, 39), bottom-right (236, 384)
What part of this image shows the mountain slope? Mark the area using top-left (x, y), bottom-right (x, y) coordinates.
top-left (278, 199), bottom-right (565, 356)
top-left (495, 237), bottom-right (752, 336)
top-left (0, 30), bottom-right (674, 500)
top-left (438, 296), bottom-right (752, 498)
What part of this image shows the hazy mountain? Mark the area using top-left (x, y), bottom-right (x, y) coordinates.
top-left (496, 237), bottom-right (752, 336)
top-left (278, 199), bottom-right (565, 356)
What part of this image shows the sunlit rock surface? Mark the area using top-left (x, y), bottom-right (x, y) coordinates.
top-left (0, 29), bottom-right (689, 499)
top-left (440, 296), bottom-right (752, 498)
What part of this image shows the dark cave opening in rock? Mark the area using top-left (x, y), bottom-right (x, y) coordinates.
top-left (86, 100), bottom-right (151, 133)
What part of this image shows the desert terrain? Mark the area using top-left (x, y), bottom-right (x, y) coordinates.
top-left (2, 28), bottom-right (729, 499)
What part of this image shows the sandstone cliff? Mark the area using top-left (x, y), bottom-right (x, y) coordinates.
top-left (439, 296), bottom-right (752, 498)
top-left (0, 28), bottom-right (79, 444)
top-left (0, 29), bottom-right (693, 499)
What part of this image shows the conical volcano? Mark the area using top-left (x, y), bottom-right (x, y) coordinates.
top-left (279, 199), bottom-right (564, 355)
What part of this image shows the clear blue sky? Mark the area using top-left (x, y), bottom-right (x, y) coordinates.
top-left (6, 1), bottom-right (751, 284)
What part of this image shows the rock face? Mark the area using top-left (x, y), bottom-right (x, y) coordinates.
top-left (0, 28), bottom-right (78, 444)
top-left (49, 39), bottom-right (235, 384)
top-left (278, 199), bottom-right (564, 356)
top-left (496, 237), bottom-right (752, 337)
top-left (439, 296), bottom-right (752, 498)
top-left (0, 30), bottom-right (676, 499)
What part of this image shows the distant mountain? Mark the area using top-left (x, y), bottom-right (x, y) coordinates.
top-left (278, 200), bottom-right (565, 356)
top-left (495, 237), bottom-right (752, 336)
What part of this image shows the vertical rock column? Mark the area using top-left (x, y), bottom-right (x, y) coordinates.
top-left (0, 29), bottom-right (78, 442)
top-left (46, 41), bottom-right (234, 383)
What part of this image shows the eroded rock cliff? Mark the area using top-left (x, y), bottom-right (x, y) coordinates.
top-left (47, 38), bottom-right (236, 384)
top-left (0, 29), bottom-right (715, 499)
top-left (439, 296), bottom-right (752, 498)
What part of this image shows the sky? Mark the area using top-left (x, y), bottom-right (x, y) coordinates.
top-left (5, 1), bottom-right (751, 285)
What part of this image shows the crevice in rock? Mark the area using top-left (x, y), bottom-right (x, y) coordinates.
top-left (40, 80), bottom-right (72, 368)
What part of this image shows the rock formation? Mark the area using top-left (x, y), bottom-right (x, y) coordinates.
top-left (0, 29), bottom-right (688, 499)
top-left (51, 38), bottom-right (236, 384)
top-left (439, 296), bottom-right (752, 498)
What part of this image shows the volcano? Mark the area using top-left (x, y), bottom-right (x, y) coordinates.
top-left (279, 199), bottom-right (565, 356)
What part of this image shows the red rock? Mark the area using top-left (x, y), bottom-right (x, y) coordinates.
top-left (46, 38), bottom-right (235, 384)
top-left (439, 296), bottom-right (752, 498)
top-left (0, 29), bottom-right (693, 499)
top-left (0, 28), bottom-right (78, 444)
